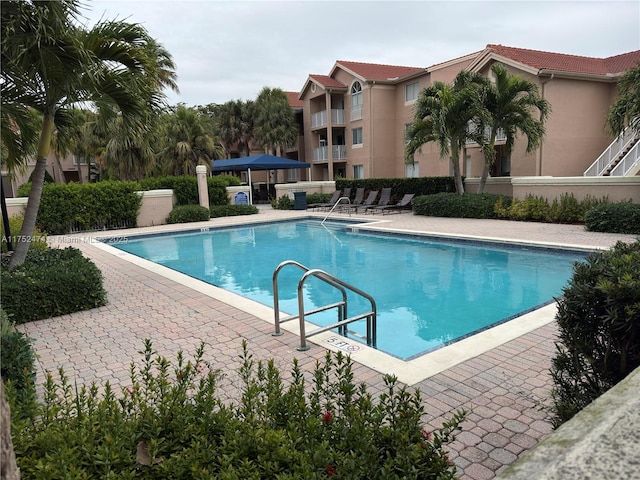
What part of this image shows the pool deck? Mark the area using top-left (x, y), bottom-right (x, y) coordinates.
top-left (16, 208), bottom-right (637, 480)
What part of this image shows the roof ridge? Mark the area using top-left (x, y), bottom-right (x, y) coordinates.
top-left (488, 43), bottom-right (605, 61)
top-left (336, 59), bottom-right (424, 69)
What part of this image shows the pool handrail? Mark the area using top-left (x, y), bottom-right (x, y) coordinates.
top-left (272, 260), bottom-right (377, 351)
top-left (321, 196), bottom-right (351, 224)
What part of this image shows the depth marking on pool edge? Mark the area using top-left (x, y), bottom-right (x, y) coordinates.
top-left (325, 336), bottom-right (362, 353)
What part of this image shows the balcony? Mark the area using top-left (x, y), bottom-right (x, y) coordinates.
top-left (312, 145), bottom-right (347, 162)
top-left (311, 109), bottom-right (345, 129)
top-left (465, 122), bottom-right (507, 145)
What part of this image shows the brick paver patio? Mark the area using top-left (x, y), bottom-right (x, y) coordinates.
top-left (16, 209), bottom-right (637, 479)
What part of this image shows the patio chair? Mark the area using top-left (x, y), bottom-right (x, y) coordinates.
top-left (369, 193), bottom-right (415, 215)
top-left (308, 190), bottom-right (341, 211)
top-left (348, 190), bottom-right (378, 213)
top-left (364, 187), bottom-right (392, 213)
top-left (339, 187), bottom-right (364, 212)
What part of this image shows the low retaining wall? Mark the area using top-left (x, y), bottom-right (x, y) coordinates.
top-left (4, 189), bottom-right (176, 228)
top-left (466, 176), bottom-right (640, 203)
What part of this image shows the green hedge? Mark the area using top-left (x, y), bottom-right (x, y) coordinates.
top-left (584, 202), bottom-right (640, 234)
top-left (1, 215), bottom-right (48, 254)
top-left (11, 340), bottom-right (465, 479)
top-left (413, 192), bottom-right (511, 219)
top-left (19, 181), bottom-right (142, 234)
top-left (167, 205), bottom-right (211, 224)
top-left (336, 176), bottom-right (457, 199)
top-left (0, 247), bottom-right (107, 324)
top-left (138, 174), bottom-right (238, 206)
top-left (271, 195), bottom-right (294, 210)
top-left (551, 240), bottom-right (640, 427)
top-left (210, 204), bottom-right (259, 217)
top-left (1, 309), bottom-right (37, 409)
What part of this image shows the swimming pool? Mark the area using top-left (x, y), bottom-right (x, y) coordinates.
top-left (105, 219), bottom-right (587, 360)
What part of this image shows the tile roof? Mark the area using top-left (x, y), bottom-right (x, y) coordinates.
top-left (285, 91), bottom-right (303, 108)
top-left (487, 44), bottom-right (640, 76)
top-left (308, 74), bottom-right (346, 89)
top-left (335, 60), bottom-right (425, 81)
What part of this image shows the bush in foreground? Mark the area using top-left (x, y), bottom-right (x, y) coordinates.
top-left (167, 204), bottom-right (211, 224)
top-left (551, 240), bottom-right (640, 427)
top-left (0, 247), bottom-right (107, 324)
top-left (1, 309), bottom-right (37, 408)
top-left (11, 340), bottom-right (465, 479)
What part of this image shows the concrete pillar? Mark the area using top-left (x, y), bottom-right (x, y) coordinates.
top-left (196, 165), bottom-right (209, 208)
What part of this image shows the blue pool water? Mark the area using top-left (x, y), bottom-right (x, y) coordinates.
top-left (105, 219), bottom-right (587, 360)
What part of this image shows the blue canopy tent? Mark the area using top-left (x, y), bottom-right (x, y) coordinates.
top-left (212, 154), bottom-right (311, 204)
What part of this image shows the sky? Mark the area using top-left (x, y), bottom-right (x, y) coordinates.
top-left (81, 0), bottom-right (640, 107)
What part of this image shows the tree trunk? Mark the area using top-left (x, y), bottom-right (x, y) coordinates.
top-left (477, 162), bottom-right (490, 194)
top-left (8, 113), bottom-right (54, 270)
top-left (1, 383), bottom-right (20, 480)
top-left (450, 144), bottom-right (465, 195)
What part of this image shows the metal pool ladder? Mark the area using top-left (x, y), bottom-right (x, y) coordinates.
top-left (272, 260), bottom-right (377, 351)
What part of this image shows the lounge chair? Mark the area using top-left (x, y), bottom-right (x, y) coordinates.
top-left (308, 190), bottom-right (341, 211)
top-left (364, 187), bottom-right (392, 213)
top-left (339, 187), bottom-right (364, 212)
top-left (349, 190), bottom-right (378, 213)
top-left (369, 193), bottom-right (415, 215)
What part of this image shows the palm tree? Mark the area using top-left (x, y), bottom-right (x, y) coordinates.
top-left (405, 71), bottom-right (487, 195)
top-left (253, 87), bottom-right (298, 156)
top-left (1, 0), bottom-right (176, 268)
top-left (606, 62), bottom-right (640, 136)
top-left (214, 99), bottom-right (255, 157)
top-left (475, 63), bottom-right (550, 194)
top-left (158, 105), bottom-right (224, 175)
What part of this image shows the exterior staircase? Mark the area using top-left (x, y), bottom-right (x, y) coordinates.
top-left (584, 128), bottom-right (640, 177)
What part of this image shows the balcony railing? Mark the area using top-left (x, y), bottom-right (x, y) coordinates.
top-left (465, 122), bottom-right (507, 145)
top-left (311, 109), bottom-right (345, 129)
top-left (312, 145), bottom-right (347, 162)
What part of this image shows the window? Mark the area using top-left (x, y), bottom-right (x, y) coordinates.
top-left (405, 82), bottom-right (419, 103)
top-left (405, 162), bottom-right (419, 178)
top-left (404, 123), bottom-right (412, 145)
top-left (351, 81), bottom-right (363, 120)
top-left (352, 127), bottom-right (363, 146)
top-left (353, 165), bottom-right (364, 179)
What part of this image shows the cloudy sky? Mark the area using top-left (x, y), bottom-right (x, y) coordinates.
top-left (81, 0), bottom-right (640, 107)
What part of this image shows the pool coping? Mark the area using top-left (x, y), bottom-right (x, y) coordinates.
top-left (92, 215), bottom-right (595, 386)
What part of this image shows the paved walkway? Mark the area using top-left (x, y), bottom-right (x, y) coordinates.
top-left (17, 209), bottom-right (637, 479)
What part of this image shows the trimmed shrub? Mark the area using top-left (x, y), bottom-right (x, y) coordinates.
top-left (272, 195), bottom-right (294, 210)
top-left (167, 205), bottom-right (211, 224)
top-left (29, 181), bottom-right (141, 234)
top-left (551, 240), bottom-right (640, 427)
top-left (210, 204), bottom-right (258, 217)
top-left (336, 176), bottom-right (456, 197)
top-left (306, 192), bottom-right (331, 205)
top-left (584, 201), bottom-right (640, 234)
top-left (0, 247), bottom-right (107, 324)
top-left (1, 309), bottom-right (37, 409)
top-left (12, 340), bottom-right (465, 479)
top-left (1, 215), bottom-right (47, 254)
top-left (413, 192), bottom-right (510, 219)
top-left (138, 174), bottom-right (237, 206)
top-left (504, 194), bottom-right (551, 221)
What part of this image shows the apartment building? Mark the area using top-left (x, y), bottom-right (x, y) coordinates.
top-left (297, 44), bottom-right (640, 182)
